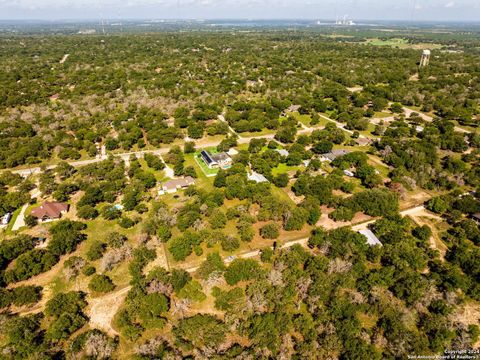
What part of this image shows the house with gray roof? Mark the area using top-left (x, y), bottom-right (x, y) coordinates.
top-left (160, 176), bottom-right (195, 195)
top-left (320, 149), bottom-right (351, 162)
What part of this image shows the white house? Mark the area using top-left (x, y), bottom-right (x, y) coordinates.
top-left (200, 150), bottom-right (232, 169)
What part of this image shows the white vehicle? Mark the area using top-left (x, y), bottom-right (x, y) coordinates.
top-left (225, 255), bottom-right (236, 263)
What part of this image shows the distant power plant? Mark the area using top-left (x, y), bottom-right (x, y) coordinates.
top-left (335, 15), bottom-right (355, 26)
top-left (420, 49), bottom-right (431, 67)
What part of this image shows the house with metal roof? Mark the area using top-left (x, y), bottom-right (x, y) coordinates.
top-left (358, 229), bottom-right (383, 246)
top-left (472, 213), bottom-right (480, 225)
top-left (248, 171), bottom-right (269, 183)
top-left (355, 137), bottom-right (373, 146)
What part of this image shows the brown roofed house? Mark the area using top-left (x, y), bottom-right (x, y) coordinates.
top-left (31, 202), bottom-right (69, 222)
top-left (355, 137), bottom-right (373, 146)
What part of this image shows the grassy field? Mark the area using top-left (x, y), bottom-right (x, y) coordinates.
top-left (359, 123), bottom-right (376, 137)
top-left (290, 112), bottom-right (311, 126)
top-left (138, 158), bottom-right (168, 182)
top-left (3, 206), bottom-right (22, 234)
top-left (240, 128), bottom-right (276, 137)
top-left (271, 163), bottom-right (302, 176)
top-left (373, 111), bottom-right (393, 119)
top-left (184, 153), bottom-right (215, 190)
top-left (365, 38), bottom-right (442, 50)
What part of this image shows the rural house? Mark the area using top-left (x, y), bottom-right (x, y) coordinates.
top-left (159, 177), bottom-right (195, 195)
top-left (31, 202), bottom-right (69, 222)
top-left (200, 150), bottom-right (232, 169)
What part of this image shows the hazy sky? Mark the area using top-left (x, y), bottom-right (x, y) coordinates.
top-left (1, 0), bottom-right (479, 21)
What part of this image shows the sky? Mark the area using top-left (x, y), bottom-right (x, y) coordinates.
top-left (0, 0), bottom-right (479, 21)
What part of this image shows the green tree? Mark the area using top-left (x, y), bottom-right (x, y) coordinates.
top-left (260, 223), bottom-right (280, 239)
top-left (88, 274), bottom-right (115, 293)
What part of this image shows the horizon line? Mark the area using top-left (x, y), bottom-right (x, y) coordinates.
top-left (1, 18), bottom-right (480, 23)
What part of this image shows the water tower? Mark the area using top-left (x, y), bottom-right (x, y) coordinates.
top-left (420, 49), bottom-right (431, 67)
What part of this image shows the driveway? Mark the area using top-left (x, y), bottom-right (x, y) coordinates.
top-left (11, 204), bottom-right (28, 231)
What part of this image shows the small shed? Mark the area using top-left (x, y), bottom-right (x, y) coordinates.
top-left (275, 149), bottom-right (290, 157)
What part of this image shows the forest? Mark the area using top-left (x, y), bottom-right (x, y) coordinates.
top-left (0, 26), bottom-right (479, 359)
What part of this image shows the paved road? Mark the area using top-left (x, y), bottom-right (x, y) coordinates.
top-left (186, 204), bottom-right (428, 272)
top-left (402, 106), bottom-right (469, 134)
top-left (351, 205), bottom-right (426, 231)
top-left (318, 114), bottom-right (377, 140)
top-left (11, 202), bottom-right (430, 323)
top-left (319, 114), bottom-right (355, 135)
top-left (8, 122), bottom-right (324, 177)
top-left (8, 106), bottom-right (472, 178)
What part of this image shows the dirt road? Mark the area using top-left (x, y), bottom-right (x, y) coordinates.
top-left (87, 286), bottom-right (130, 336)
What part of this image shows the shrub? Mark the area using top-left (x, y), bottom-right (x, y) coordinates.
top-left (82, 266), bottom-right (96, 276)
top-left (10, 286), bottom-right (42, 306)
top-left (224, 259), bottom-right (264, 285)
top-left (88, 274), bottom-right (115, 293)
top-left (118, 217), bottom-right (135, 229)
top-left (107, 232), bottom-right (127, 248)
top-left (86, 241), bottom-right (106, 261)
top-left (221, 235), bottom-right (240, 252)
top-left (77, 205), bottom-right (99, 220)
top-left (260, 223), bottom-right (280, 239)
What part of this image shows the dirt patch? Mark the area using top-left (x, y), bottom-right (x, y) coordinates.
top-left (316, 206), bottom-right (373, 230)
top-left (286, 189), bottom-right (304, 204)
top-left (450, 302), bottom-right (480, 341)
top-left (400, 191), bottom-right (432, 210)
top-left (64, 191), bottom-right (84, 220)
top-left (87, 286), bottom-right (131, 336)
top-left (144, 243), bottom-right (170, 273)
top-left (12, 284), bottom-right (53, 316)
top-left (346, 86), bottom-right (363, 93)
top-left (409, 210), bottom-right (448, 259)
